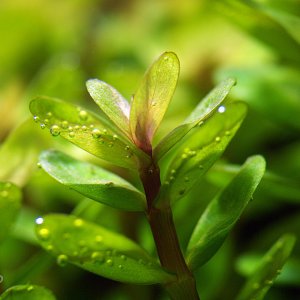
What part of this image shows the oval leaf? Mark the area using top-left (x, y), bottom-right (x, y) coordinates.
top-left (0, 285), bottom-right (56, 300)
top-left (130, 52), bottom-right (180, 152)
top-left (157, 102), bottom-right (247, 206)
top-left (236, 234), bottom-right (296, 300)
top-left (86, 79), bottom-right (131, 137)
top-left (0, 182), bottom-right (22, 243)
top-left (30, 97), bottom-right (149, 170)
top-left (154, 78), bottom-right (236, 161)
top-left (186, 155), bottom-right (266, 270)
top-left (35, 214), bottom-right (174, 284)
top-left (39, 150), bottom-right (146, 211)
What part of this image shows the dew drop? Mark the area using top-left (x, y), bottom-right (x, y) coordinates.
top-left (46, 112), bottom-right (52, 118)
top-left (46, 245), bottom-right (53, 251)
top-left (171, 169), bottom-right (176, 174)
top-left (50, 125), bottom-right (61, 137)
top-left (118, 264), bottom-right (123, 269)
top-left (57, 254), bottom-right (68, 267)
top-left (106, 259), bottom-right (113, 266)
top-left (61, 120), bottom-right (69, 129)
top-left (74, 218), bottom-right (83, 227)
top-left (181, 153), bottom-right (188, 160)
top-left (218, 106), bottom-right (226, 113)
top-left (113, 134), bottom-right (118, 140)
top-left (91, 251), bottom-right (104, 262)
top-left (125, 145), bottom-right (130, 151)
top-left (92, 128), bottom-right (101, 138)
top-left (169, 176), bottom-right (175, 182)
top-left (103, 129), bottom-right (108, 134)
top-left (69, 131), bottom-right (75, 138)
top-left (44, 119), bottom-right (49, 125)
top-left (38, 228), bottom-right (50, 240)
top-left (33, 116), bottom-right (40, 123)
top-left (198, 164), bottom-right (204, 169)
top-left (68, 126), bottom-right (73, 132)
top-left (89, 124), bottom-right (94, 129)
top-left (215, 136), bottom-right (221, 142)
top-left (197, 121), bottom-right (204, 127)
top-left (81, 125), bottom-right (87, 131)
top-left (120, 254), bottom-right (126, 261)
top-left (35, 217), bottom-right (44, 225)
top-left (225, 130), bottom-right (231, 136)
top-left (74, 125), bottom-right (80, 130)
top-left (37, 162), bottom-right (42, 168)
top-left (40, 123), bottom-right (46, 129)
top-left (79, 110), bottom-right (88, 121)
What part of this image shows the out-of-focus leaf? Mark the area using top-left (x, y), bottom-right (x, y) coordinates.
top-left (186, 155), bottom-right (266, 270)
top-left (35, 214), bottom-right (174, 284)
top-left (236, 234), bottom-right (296, 300)
top-left (130, 52), bottom-right (179, 152)
top-left (157, 102), bottom-right (247, 206)
top-left (39, 150), bottom-right (146, 211)
top-left (0, 182), bottom-right (22, 243)
top-left (154, 78), bottom-right (236, 161)
top-left (86, 79), bottom-right (131, 137)
top-left (0, 285), bottom-right (56, 300)
top-left (29, 97), bottom-right (149, 170)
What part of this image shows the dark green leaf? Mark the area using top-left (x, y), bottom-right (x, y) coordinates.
top-left (35, 214), bottom-right (174, 284)
top-left (236, 234), bottom-right (296, 300)
top-left (39, 150), bottom-right (146, 211)
top-left (186, 155), bottom-right (266, 270)
top-left (154, 78), bottom-right (236, 161)
top-left (29, 96), bottom-right (149, 169)
top-left (0, 285), bottom-right (56, 300)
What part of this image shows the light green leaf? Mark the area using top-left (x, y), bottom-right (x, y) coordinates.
top-left (130, 52), bottom-right (180, 152)
top-left (0, 285), bottom-right (56, 300)
top-left (154, 78), bottom-right (236, 161)
top-left (29, 96), bottom-right (149, 170)
top-left (186, 155), bottom-right (266, 270)
top-left (39, 150), bottom-right (146, 211)
top-left (35, 214), bottom-right (174, 284)
top-left (86, 79), bottom-right (131, 137)
top-left (157, 102), bottom-right (247, 206)
top-left (0, 182), bottom-right (22, 243)
top-left (236, 234), bottom-right (296, 300)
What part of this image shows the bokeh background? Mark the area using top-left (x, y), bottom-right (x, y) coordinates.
top-left (0, 0), bottom-right (300, 299)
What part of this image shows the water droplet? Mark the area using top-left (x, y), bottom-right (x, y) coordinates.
top-left (38, 228), bottom-right (50, 240)
top-left (81, 125), bottom-right (87, 131)
top-left (164, 181), bottom-right (170, 185)
top-left (37, 162), bottom-right (42, 168)
top-left (120, 254), bottom-right (126, 261)
top-left (218, 106), bottom-right (226, 113)
top-left (103, 129), bottom-right (108, 134)
top-left (89, 124), bottom-right (94, 129)
top-left (163, 56), bottom-right (169, 61)
top-left (35, 217), bottom-right (44, 225)
top-left (33, 116), bottom-right (40, 123)
top-left (215, 136), bottom-right (221, 142)
top-left (197, 121), bottom-right (204, 127)
top-left (125, 145), bottom-right (130, 151)
top-left (113, 134), bottom-right (118, 140)
top-left (92, 128), bottom-right (101, 138)
top-left (57, 254), bottom-right (68, 267)
top-left (44, 119), bottom-right (49, 125)
top-left (264, 280), bottom-right (273, 285)
top-left (74, 125), bottom-right (80, 130)
top-left (169, 176), bottom-right (175, 182)
top-left (46, 112), bottom-right (52, 118)
top-left (106, 259), bottom-right (113, 266)
top-left (74, 218), bottom-right (83, 227)
top-left (151, 101), bottom-right (157, 106)
top-left (91, 251), bottom-right (104, 262)
top-left (79, 110), bottom-right (88, 121)
top-left (68, 126), bottom-right (73, 132)
top-left (171, 169), bottom-right (176, 174)
top-left (40, 123), bottom-right (46, 129)
top-left (95, 235), bottom-right (103, 243)
top-left (118, 264), bottom-right (123, 269)
top-left (225, 130), bottom-right (231, 136)
top-left (46, 245), bottom-right (53, 251)
top-left (61, 120), bottom-right (69, 129)
top-left (50, 125), bottom-right (61, 137)
top-left (69, 131), bottom-right (75, 138)
top-left (181, 153), bottom-right (188, 160)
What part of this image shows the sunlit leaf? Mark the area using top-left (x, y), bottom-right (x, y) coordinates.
top-left (130, 52), bottom-right (180, 153)
top-left (0, 182), bottom-right (22, 243)
top-left (236, 234), bottom-right (296, 300)
top-left (157, 102), bottom-right (247, 206)
top-left (39, 150), bottom-right (146, 211)
top-left (154, 78), bottom-right (236, 161)
top-left (29, 97), bottom-right (149, 170)
top-left (0, 284), bottom-right (56, 300)
top-left (86, 79), bottom-right (131, 137)
top-left (186, 155), bottom-right (266, 270)
top-left (35, 214), bottom-right (174, 284)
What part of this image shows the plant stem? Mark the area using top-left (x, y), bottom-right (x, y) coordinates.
top-left (140, 160), bottom-right (200, 300)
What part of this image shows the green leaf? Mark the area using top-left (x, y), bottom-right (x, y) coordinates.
top-left (0, 182), bottom-right (22, 243)
top-left (0, 285), bottom-right (56, 300)
top-left (186, 155), bottom-right (266, 270)
top-left (39, 150), bottom-right (146, 211)
top-left (157, 102), bottom-right (247, 206)
top-left (29, 96), bottom-right (149, 170)
top-left (35, 214), bottom-right (174, 284)
top-left (236, 234), bottom-right (296, 300)
top-left (154, 78), bottom-right (236, 161)
top-left (129, 52), bottom-right (180, 152)
top-left (86, 79), bottom-right (131, 137)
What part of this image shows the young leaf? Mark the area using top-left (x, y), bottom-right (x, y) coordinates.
top-left (0, 285), bottom-right (56, 300)
top-left (30, 96), bottom-right (149, 169)
top-left (186, 155), bottom-right (266, 271)
top-left (236, 234), bottom-right (296, 300)
top-left (0, 182), bottom-right (22, 243)
top-left (39, 150), bottom-right (146, 211)
top-left (157, 102), bottom-right (247, 206)
top-left (154, 78), bottom-right (236, 161)
top-left (35, 214), bottom-right (174, 284)
top-left (130, 52), bottom-right (180, 152)
top-left (86, 79), bottom-right (131, 137)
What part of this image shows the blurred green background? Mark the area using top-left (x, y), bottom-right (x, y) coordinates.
top-left (0, 0), bottom-right (300, 299)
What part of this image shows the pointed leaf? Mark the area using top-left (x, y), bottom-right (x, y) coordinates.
top-left (35, 214), bottom-right (174, 284)
top-left (130, 52), bottom-right (180, 152)
top-left (186, 155), bottom-right (266, 270)
top-left (154, 78), bottom-right (236, 161)
top-left (39, 150), bottom-right (146, 211)
top-left (157, 102), bottom-right (247, 206)
top-left (86, 79), bottom-right (131, 137)
top-left (0, 285), bottom-right (56, 300)
top-left (0, 182), bottom-right (22, 243)
top-left (236, 234), bottom-right (296, 300)
top-left (30, 97), bottom-right (149, 169)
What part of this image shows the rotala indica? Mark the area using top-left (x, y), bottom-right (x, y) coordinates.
top-left (28, 52), bottom-right (293, 300)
